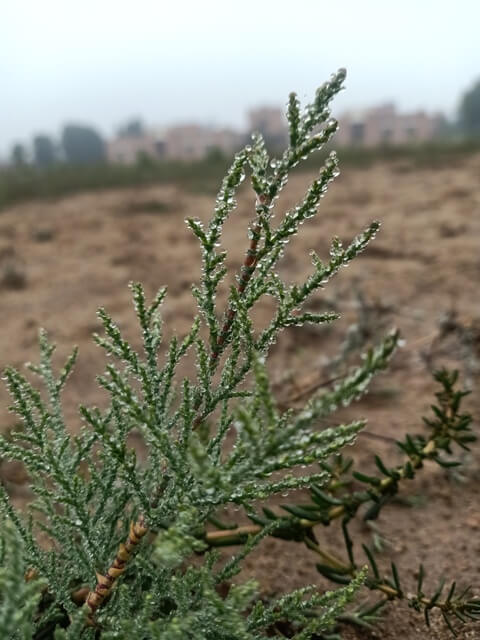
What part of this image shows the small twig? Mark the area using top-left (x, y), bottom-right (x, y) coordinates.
top-left (276, 373), bottom-right (345, 410)
top-left (210, 213), bottom-right (264, 367)
top-left (358, 431), bottom-right (397, 444)
top-left (85, 517), bottom-right (148, 625)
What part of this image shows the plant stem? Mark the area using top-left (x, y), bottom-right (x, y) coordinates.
top-left (85, 517), bottom-right (148, 625)
top-left (210, 218), bottom-right (263, 367)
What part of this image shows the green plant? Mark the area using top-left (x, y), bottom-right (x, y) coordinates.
top-left (0, 68), bottom-right (477, 640)
top-left (208, 369), bottom-right (478, 636)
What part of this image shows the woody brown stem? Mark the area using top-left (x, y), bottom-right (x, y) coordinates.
top-left (85, 516), bottom-right (148, 624)
top-left (210, 220), bottom-right (262, 366)
top-left (206, 524), bottom-right (262, 544)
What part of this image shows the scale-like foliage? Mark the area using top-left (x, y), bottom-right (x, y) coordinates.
top-left (0, 521), bottom-right (46, 639)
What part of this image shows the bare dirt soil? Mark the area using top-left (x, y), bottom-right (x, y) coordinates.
top-left (1, 156), bottom-right (479, 638)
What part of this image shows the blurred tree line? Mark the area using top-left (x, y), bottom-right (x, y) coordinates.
top-left (10, 124), bottom-right (107, 169)
top-left (459, 79), bottom-right (480, 137)
top-left (9, 117), bottom-right (151, 169)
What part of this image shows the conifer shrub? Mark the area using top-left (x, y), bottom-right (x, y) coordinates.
top-left (0, 69), bottom-right (478, 639)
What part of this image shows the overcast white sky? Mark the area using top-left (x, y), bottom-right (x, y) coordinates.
top-left (1, 0), bottom-right (479, 156)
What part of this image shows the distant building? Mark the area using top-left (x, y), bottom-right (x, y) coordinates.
top-left (336, 103), bottom-right (444, 147)
top-left (105, 100), bottom-right (446, 166)
top-left (107, 124), bottom-right (243, 164)
top-left (107, 133), bottom-right (166, 165)
top-left (210, 128), bottom-right (244, 157)
top-left (248, 107), bottom-right (288, 148)
top-left (163, 125), bottom-right (242, 160)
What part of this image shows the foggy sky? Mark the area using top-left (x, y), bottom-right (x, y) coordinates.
top-left (2, 0), bottom-right (479, 157)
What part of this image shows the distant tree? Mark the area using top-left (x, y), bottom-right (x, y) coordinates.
top-left (205, 146), bottom-right (227, 163)
top-left (33, 135), bottom-right (56, 168)
top-left (61, 124), bottom-right (106, 165)
top-left (136, 150), bottom-right (155, 169)
top-left (10, 143), bottom-right (27, 167)
top-left (429, 114), bottom-right (457, 141)
top-left (118, 118), bottom-right (145, 138)
top-left (459, 78), bottom-right (480, 137)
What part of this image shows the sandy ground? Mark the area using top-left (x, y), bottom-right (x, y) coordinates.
top-left (0, 155), bottom-right (479, 638)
